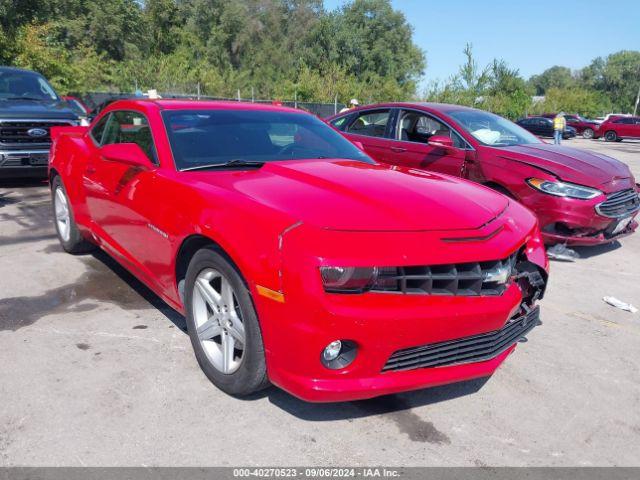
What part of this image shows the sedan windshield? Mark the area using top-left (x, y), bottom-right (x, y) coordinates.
top-left (163, 109), bottom-right (373, 170)
top-left (448, 109), bottom-right (542, 147)
top-left (0, 70), bottom-right (59, 101)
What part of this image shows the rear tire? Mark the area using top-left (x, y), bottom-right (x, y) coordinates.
top-left (582, 128), bottom-right (594, 139)
top-left (184, 247), bottom-right (269, 396)
top-left (51, 176), bottom-right (96, 254)
top-left (604, 131), bottom-right (617, 142)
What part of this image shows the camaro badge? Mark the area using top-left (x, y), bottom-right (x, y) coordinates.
top-left (146, 223), bottom-right (168, 238)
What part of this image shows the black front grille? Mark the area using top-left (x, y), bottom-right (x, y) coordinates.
top-left (371, 253), bottom-right (517, 296)
top-left (0, 120), bottom-right (73, 146)
top-left (382, 306), bottom-right (540, 372)
top-left (596, 189), bottom-right (640, 218)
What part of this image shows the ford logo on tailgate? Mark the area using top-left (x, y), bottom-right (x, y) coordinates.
top-left (27, 128), bottom-right (48, 138)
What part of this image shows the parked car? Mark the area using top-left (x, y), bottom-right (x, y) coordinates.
top-left (49, 100), bottom-right (548, 402)
top-left (516, 116), bottom-right (576, 139)
top-left (328, 103), bottom-right (640, 246)
top-left (0, 66), bottom-right (79, 178)
top-left (62, 95), bottom-right (89, 117)
top-left (538, 113), bottom-right (599, 139)
top-left (593, 116), bottom-right (640, 142)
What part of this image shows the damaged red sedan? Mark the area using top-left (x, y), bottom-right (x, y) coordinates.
top-left (329, 103), bottom-right (640, 246)
top-left (49, 100), bottom-right (548, 402)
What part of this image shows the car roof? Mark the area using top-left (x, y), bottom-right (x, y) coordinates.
top-left (104, 98), bottom-right (304, 115)
top-left (352, 102), bottom-right (481, 113)
top-left (0, 66), bottom-right (45, 76)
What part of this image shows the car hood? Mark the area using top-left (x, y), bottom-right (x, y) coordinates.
top-left (497, 143), bottom-right (632, 189)
top-left (195, 159), bottom-right (509, 232)
top-left (0, 98), bottom-right (78, 120)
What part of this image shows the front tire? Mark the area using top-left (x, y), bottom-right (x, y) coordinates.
top-left (51, 176), bottom-right (95, 254)
top-left (184, 247), bottom-right (269, 396)
top-left (582, 128), bottom-right (594, 139)
top-left (604, 131), bottom-right (617, 142)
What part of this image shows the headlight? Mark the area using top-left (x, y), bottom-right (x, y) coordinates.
top-left (526, 178), bottom-right (602, 200)
top-left (320, 266), bottom-right (378, 293)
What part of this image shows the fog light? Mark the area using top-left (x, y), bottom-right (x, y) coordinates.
top-left (323, 340), bottom-right (342, 361)
top-left (320, 339), bottom-right (357, 370)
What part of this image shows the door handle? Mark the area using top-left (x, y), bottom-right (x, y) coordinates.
top-left (391, 147), bottom-right (407, 153)
top-left (86, 164), bottom-right (97, 174)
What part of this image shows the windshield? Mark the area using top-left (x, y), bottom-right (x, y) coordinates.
top-left (0, 70), bottom-right (59, 101)
top-left (448, 109), bottom-right (542, 147)
top-left (163, 109), bottom-right (373, 170)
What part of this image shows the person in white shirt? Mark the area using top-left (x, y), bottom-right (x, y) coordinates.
top-left (340, 98), bottom-right (359, 113)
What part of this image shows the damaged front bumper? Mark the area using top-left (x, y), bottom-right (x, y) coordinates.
top-left (536, 189), bottom-right (640, 246)
top-left (254, 205), bottom-right (548, 402)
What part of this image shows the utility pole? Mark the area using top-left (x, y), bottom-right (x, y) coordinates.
top-left (634, 83), bottom-right (640, 116)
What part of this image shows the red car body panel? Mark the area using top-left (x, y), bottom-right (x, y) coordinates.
top-left (328, 103), bottom-right (640, 246)
top-left (50, 100), bottom-right (548, 402)
top-left (593, 116), bottom-right (640, 141)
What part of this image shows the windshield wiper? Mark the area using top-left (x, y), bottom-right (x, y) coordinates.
top-left (181, 159), bottom-right (265, 171)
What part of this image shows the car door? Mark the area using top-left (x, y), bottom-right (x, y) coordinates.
top-left (632, 118), bottom-right (640, 138)
top-left (526, 119), bottom-right (543, 136)
top-left (616, 118), bottom-right (635, 137)
top-left (539, 118), bottom-right (554, 137)
top-left (341, 108), bottom-right (394, 162)
top-left (83, 110), bottom-right (170, 288)
top-left (382, 108), bottom-right (469, 177)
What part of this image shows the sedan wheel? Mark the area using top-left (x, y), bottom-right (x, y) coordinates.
top-left (604, 131), bottom-right (617, 142)
top-left (185, 247), bottom-right (269, 396)
top-left (582, 128), bottom-right (594, 139)
top-left (192, 268), bottom-right (245, 374)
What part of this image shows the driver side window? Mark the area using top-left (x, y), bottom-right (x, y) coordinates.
top-left (397, 110), bottom-right (466, 148)
top-left (102, 110), bottom-right (157, 163)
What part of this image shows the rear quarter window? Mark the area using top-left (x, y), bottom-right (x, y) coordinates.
top-left (330, 115), bottom-right (351, 131)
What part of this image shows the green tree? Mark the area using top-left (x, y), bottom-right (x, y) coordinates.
top-left (528, 65), bottom-right (575, 95)
top-left (598, 51), bottom-right (640, 112)
top-left (530, 87), bottom-right (611, 118)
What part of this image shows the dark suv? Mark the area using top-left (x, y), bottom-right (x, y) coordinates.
top-left (0, 67), bottom-right (79, 178)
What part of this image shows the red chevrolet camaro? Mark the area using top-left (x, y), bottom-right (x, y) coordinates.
top-left (49, 100), bottom-right (548, 402)
top-left (328, 103), bottom-right (640, 246)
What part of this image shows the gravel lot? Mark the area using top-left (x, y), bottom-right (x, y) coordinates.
top-left (1, 138), bottom-right (639, 467)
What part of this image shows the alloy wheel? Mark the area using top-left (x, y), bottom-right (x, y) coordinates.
top-left (191, 268), bottom-right (245, 374)
top-left (54, 187), bottom-right (71, 242)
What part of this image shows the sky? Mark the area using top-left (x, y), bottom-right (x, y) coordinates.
top-left (324, 0), bottom-right (640, 91)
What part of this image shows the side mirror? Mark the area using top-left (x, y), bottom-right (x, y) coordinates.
top-left (100, 143), bottom-right (154, 169)
top-left (352, 140), bottom-right (365, 151)
top-left (428, 135), bottom-right (454, 149)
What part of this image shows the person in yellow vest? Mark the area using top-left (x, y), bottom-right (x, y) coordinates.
top-left (553, 112), bottom-right (566, 145)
